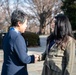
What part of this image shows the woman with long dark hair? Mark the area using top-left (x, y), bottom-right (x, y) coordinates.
top-left (39, 14), bottom-right (76, 75)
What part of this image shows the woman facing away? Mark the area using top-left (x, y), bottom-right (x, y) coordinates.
top-left (39, 14), bottom-right (76, 75)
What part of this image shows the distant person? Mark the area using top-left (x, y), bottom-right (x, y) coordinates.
top-left (39, 14), bottom-right (76, 75)
top-left (1, 9), bottom-right (39, 75)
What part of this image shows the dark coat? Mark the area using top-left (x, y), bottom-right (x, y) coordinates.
top-left (1, 28), bottom-right (35, 75)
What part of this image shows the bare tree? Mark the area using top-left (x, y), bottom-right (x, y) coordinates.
top-left (0, 0), bottom-right (22, 32)
top-left (0, 0), bottom-right (62, 33)
top-left (23, 0), bottom-right (59, 34)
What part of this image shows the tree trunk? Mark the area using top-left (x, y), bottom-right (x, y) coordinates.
top-left (38, 25), bottom-right (45, 34)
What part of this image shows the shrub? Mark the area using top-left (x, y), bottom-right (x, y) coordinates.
top-left (0, 33), bottom-right (6, 49)
top-left (74, 33), bottom-right (76, 39)
top-left (0, 34), bottom-right (2, 49)
top-left (22, 31), bottom-right (40, 47)
top-left (0, 32), bottom-right (40, 48)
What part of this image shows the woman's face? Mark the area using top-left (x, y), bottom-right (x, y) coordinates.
top-left (50, 19), bottom-right (55, 32)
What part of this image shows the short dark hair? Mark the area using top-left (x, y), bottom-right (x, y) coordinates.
top-left (11, 9), bottom-right (28, 26)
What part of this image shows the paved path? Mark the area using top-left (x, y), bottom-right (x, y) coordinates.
top-left (0, 35), bottom-right (48, 75)
top-left (27, 35), bottom-right (48, 75)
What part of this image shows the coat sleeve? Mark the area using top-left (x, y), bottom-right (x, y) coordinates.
top-left (39, 51), bottom-right (46, 61)
top-left (13, 35), bottom-right (35, 64)
top-left (39, 44), bottom-right (49, 61)
top-left (65, 38), bottom-right (75, 75)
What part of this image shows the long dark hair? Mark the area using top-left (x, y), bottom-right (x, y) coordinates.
top-left (54, 14), bottom-right (73, 40)
top-left (47, 14), bottom-right (73, 49)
